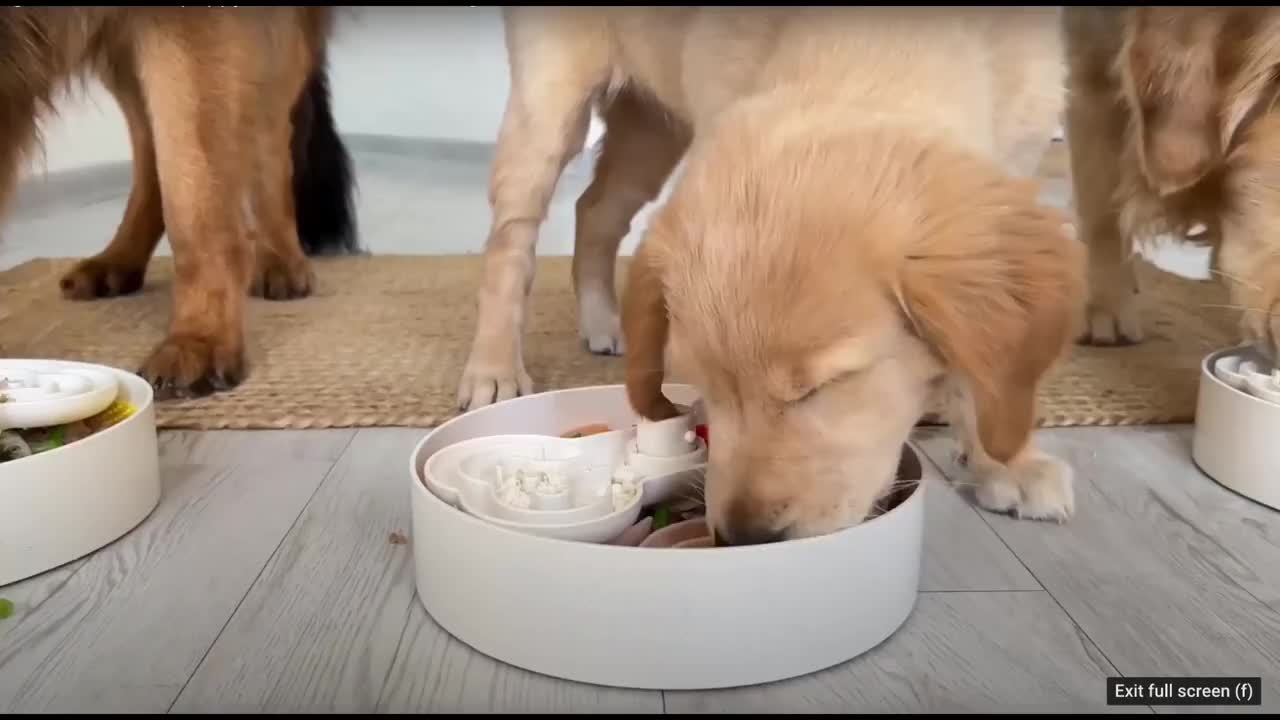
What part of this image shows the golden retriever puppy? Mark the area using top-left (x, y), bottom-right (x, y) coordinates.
top-left (1065, 7), bottom-right (1280, 357)
top-left (468, 7), bottom-right (1086, 543)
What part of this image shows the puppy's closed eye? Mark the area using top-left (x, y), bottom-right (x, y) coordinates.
top-left (776, 337), bottom-right (879, 407)
top-left (786, 369), bottom-right (859, 406)
top-left (790, 386), bottom-right (822, 405)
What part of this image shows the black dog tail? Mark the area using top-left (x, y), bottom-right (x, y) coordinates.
top-left (291, 52), bottom-right (361, 256)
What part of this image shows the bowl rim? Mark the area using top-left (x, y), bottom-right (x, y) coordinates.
top-left (408, 383), bottom-right (929, 555)
top-left (0, 359), bottom-right (154, 472)
top-left (1201, 346), bottom-right (1280, 413)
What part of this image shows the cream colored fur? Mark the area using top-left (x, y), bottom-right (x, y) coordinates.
top-left (461, 7), bottom-right (1086, 542)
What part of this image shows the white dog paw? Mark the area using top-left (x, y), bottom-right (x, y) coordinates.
top-left (975, 471), bottom-right (1022, 514)
top-left (975, 452), bottom-right (1075, 523)
top-left (1081, 298), bottom-right (1145, 346)
top-left (579, 305), bottom-right (626, 356)
top-left (457, 358), bottom-right (533, 412)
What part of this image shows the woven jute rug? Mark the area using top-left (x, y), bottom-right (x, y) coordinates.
top-left (0, 252), bottom-right (1240, 430)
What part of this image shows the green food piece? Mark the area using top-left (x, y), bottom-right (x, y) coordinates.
top-left (23, 425), bottom-right (66, 454)
top-left (0, 598), bottom-right (13, 620)
top-left (653, 507), bottom-right (671, 530)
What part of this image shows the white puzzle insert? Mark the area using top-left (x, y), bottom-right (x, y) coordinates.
top-left (422, 411), bottom-right (708, 543)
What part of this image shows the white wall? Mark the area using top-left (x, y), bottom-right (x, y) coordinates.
top-left (27, 84), bottom-right (130, 175)
top-left (328, 6), bottom-right (511, 143)
top-left (24, 6), bottom-right (537, 177)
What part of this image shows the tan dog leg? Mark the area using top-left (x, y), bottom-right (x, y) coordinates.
top-left (1063, 7), bottom-right (1145, 346)
top-left (457, 12), bottom-right (610, 410)
top-left (946, 378), bottom-right (1073, 522)
top-left (60, 59), bottom-right (165, 300)
top-left (988, 7), bottom-right (1066, 179)
top-left (575, 89), bottom-right (690, 355)
top-left (902, 157), bottom-right (1085, 523)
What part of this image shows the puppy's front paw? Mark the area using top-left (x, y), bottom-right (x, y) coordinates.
top-left (974, 471), bottom-right (1022, 514)
top-left (974, 451), bottom-right (1074, 523)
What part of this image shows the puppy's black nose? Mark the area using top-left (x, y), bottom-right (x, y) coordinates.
top-left (712, 522), bottom-right (787, 547)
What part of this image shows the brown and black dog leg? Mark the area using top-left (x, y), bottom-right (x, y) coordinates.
top-left (247, 21), bottom-right (317, 301)
top-left (64, 13), bottom-right (346, 305)
top-left (132, 13), bottom-right (260, 398)
top-left (60, 56), bottom-right (166, 300)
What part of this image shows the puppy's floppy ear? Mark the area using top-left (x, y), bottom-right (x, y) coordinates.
top-left (1119, 8), bottom-right (1274, 196)
top-left (621, 239), bottom-right (680, 421)
top-left (901, 168), bottom-right (1086, 463)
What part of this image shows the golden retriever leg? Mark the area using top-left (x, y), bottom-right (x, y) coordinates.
top-left (946, 379), bottom-right (1074, 522)
top-left (1063, 7), bottom-right (1145, 346)
top-left (60, 60), bottom-right (165, 300)
top-left (988, 7), bottom-right (1065, 179)
top-left (133, 16), bottom-right (259, 398)
top-left (458, 11), bottom-right (610, 410)
top-left (905, 160), bottom-right (1086, 522)
top-left (575, 89), bottom-right (690, 355)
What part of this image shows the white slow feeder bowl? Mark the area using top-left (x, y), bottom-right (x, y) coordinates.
top-left (1192, 347), bottom-right (1280, 511)
top-left (409, 384), bottom-right (926, 690)
top-left (0, 360), bottom-right (161, 587)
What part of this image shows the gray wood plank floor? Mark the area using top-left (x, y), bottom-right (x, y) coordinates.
top-left (916, 427), bottom-right (1280, 715)
top-left (2, 144), bottom-right (1277, 712)
top-left (4, 424), bottom-right (1274, 713)
top-left (0, 430), bottom-right (355, 713)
